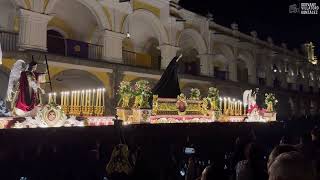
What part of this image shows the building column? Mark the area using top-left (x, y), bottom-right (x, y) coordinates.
top-left (159, 45), bottom-right (180, 69)
top-left (228, 61), bottom-right (237, 82)
top-left (198, 54), bottom-right (211, 76)
top-left (18, 9), bottom-right (52, 51)
top-left (266, 69), bottom-right (274, 87)
top-left (248, 65), bottom-right (257, 85)
top-left (102, 30), bottom-right (126, 63)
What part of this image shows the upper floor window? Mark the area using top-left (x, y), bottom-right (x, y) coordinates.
top-left (47, 30), bottom-right (65, 56)
top-left (214, 67), bottom-right (227, 80)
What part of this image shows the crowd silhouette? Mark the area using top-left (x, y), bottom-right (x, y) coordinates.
top-left (0, 119), bottom-right (318, 180)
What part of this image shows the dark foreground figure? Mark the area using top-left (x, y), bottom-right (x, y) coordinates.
top-left (0, 121), bottom-right (318, 180)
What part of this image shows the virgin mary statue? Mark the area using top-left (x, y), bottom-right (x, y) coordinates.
top-left (152, 54), bottom-right (182, 98)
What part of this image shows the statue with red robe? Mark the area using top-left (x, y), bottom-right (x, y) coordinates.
top-left (6, 60), bottom-right (45, 117)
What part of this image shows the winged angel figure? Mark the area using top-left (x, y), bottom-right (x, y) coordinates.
top-left (6, 60), bottom-right (45, 117)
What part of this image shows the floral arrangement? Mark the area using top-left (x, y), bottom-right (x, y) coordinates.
top-left (207, 87), bottom-right (219, 100)
top-left (265, 93), bottom-right (278, 106)
top-left (190, 88), bottom-right (201, 100)
top-left (265, 93), bottom-right (278, 112)
top-left (133, 80), bottom-right (152, 109)
top-left (118, 81), bottom-right (133, 96)
top-left (117, 81), bottom-right (133, 108)
top-left (207, 87), bottom-right (220, 110)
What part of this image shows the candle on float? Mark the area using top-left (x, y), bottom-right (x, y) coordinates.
top-left (102, 88), bottom-right (105, 107)
top-left (63, 92), bottom-right (66, 106)
top-left (48, 93), bottom-right (52, 104)
top-left (94, 89), bottom-right (99, 107)
top-left (71, 91), bottom-right (74, 106)
top-left (223, 97), bottom-right (227, 112)
top-left (61, 92), bottom-right (64, 106)
top-left (54, 93), bottom-right (57, 104)
top-left (84, 90), bottom-right (88, 106)
top-left (239, 101), bottom-right (242, 115)
top-left (66, 92), bottom-right (69, 106)
top-left (99, 89), bottom-right (102, 106)
top-left (92, 89), bottom-right (96, 107)
top-left (228, 98), bottom-right (231, 110)
top-left (77, 91), bottom-right (80, 106)
top-left (81, 90), bottom-right (85, 107)
top-left (74, 91), bottom-right (76, 106)
top-left (95, 89), bottom-right (100, 107)
top-left (232, 99), bottom-right (235, 111)
top-left (88, 90), bottom-right (92, 106)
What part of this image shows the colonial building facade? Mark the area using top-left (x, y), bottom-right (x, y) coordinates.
top-left (0, 0), bottom-right (319, 120)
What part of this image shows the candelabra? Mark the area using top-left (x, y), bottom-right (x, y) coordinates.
top-left (49, 88), bottom-right (106, 117)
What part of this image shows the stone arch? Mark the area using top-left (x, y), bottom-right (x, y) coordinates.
top-left (236, 59), bottom-right (248, 82)
top-left (237, 50), bottom-right (255, 82)
top-left (177, 28), bottom-right (207, 55)
top-left (211, 54), bottom-right (230, 79)
top-left (51, 69), bottom-right (112, 114)
top-left (75, 0), bottom-right (111, 30)
top-left (178, 48), bottom-right (200, 76)
top-left (47, 27), bottom-right (68, 38)
top-left (213, 43), bottom-right (234, 60)
top-left (52, 0), bottom-right (111, 30)
top-left (121, 9), bottom-right (169, 46)
top-left (143, 37), bottom-right (161, 69)
top-left (52, 69), bottom-right (105, 91)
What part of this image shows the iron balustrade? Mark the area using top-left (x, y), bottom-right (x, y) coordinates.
top-left (0, 30), bottom-right (18, 52)
top-left (47, 35), bottom-right (102, 60)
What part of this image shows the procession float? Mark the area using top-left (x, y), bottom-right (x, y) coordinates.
top-left (0, 55), bottom-right (278, 129)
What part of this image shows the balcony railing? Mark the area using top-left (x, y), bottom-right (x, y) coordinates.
top-left (47, 35), bottom-right (102, 60)
top-left (0, 30), bottom-right (18, 52)
top-left (123, 50), bottom-right (161, 69)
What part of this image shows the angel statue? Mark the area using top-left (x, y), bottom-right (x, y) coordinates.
top-left (243, 88), bottom-right (259, 114)
top-left (6, 60), bottom-right (45, 117)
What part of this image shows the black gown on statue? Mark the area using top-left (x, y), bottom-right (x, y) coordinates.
top-left (152, 56), bottom-right (181, 98)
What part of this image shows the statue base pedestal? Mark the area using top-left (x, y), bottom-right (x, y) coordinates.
top-left (116, 108), bottom-right (132, 122)
top-left (263, 112), bottom-right (277, 122)
top-left (132, 109), bottom-right (152, 123)
top-left (207, 110), bottom-right (221, 121)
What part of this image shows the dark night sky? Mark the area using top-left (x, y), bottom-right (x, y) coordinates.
top-left (180, 0), bottom-right (320, 54)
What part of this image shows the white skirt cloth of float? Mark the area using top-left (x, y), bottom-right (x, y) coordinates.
top-left (14, 106), bottom-right (39, 117)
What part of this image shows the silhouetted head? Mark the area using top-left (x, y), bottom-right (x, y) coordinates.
top-left (267, 145), bottom-right (297, 170)
top-left (201, 165), bottom-right (215, 180)
top-left (311, 126), bottom-right (320, 141)
top-left (28, 60), bottom-right (37, 71)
